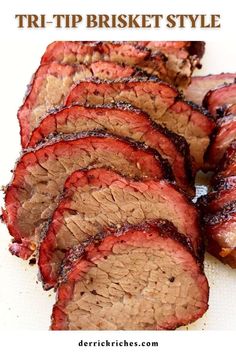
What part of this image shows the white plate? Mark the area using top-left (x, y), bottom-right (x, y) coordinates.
top-left (0, 41), bottom-right (236, 330)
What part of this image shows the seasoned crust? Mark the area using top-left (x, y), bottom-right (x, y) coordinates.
top-left (212, 139), bottom-right (236, 181)
top-left (29, 101), bottom-right (188, 155)
top-left (203, 82), bottom-right (236, 117)
top-left (202, 201), bottom-right (236, 267)
top-left (199, 184), bottom-right (236, 214)
top-left (60, 219), bottom-right (198, 285)
top-left (41, 41), bottom-right (204, 88)
top-left (28, 102), bottom-right (194, 193)
top-left (203, 201), bottom-right (236, 226)
top-left (26, 130), bottom-right (174, 181)
top-left (202, 132), bottom-right (236, 267)
top-left (4, 133), bottom-right (170, 260)
top-left (41, 41), bottom-right (169, 78)
top-left (38, 167), bottom-right (203, 290)
top-left (17, 61), bottom-right (149, 148)
top-left (41, 41), bottom-right (163, 64)
top-left (137, 41), bottom-right (205, 88)
top-left (205, 115), bottom-right (236, 168)
top-left (66, 79), bottom-right (215, 169)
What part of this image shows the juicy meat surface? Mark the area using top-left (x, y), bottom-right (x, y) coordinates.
top-left (3, 134), bottom-right (168, 260)
top-left (203, 83), bottom-right (236, 117)
top-left (40, 41), bottom-right (172, 82)
top-left (136, 41), bottom-right (205, 88)
top-left (203, 203), bottom-right (236, 268)
top-left (18, 61), bottom-right (139, 148)
top-left (39, 168), bottom-right (202, 290)
top-left (29, 103), bottom-right (194, 194)
top-left (213, 140), bottom-right (236, 181)
top-left (66, 79), bottom-right (215, 169)
top-left (205, 115), bottom-right (236, 168)
top-left (183, 73), bottom-right (236, 105)
top-left (51, 220), bottom-right (209, 330)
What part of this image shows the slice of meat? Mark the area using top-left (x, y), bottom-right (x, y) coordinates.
top-left (40, 41), bottom-right (170, 82)
top-left (66, 78), bottom-right (215, 169)
top-left (139, 41), bottom-right (205, 58)
top-left (199, 184), bottom-right (236, 214)
top-left (41, 41), bottom-right (205, 88)
top-left (18, 61), bottom-right (139, 148)
top-left (184, 73), bottom-right (236, 105)
top-left (203, 82), bottom-right (236, 117)
top-left (203, 202), bottom-right (236, 268)
top-left (39, 168), bottom-right (202, 290)
top-left (29, 103), bottom-right (194, 194)
top-left (200, 177), bottom-right (236, 262)
top-left (51, 220), bottom-right (209, 330)
top-left (205, 115), bottom-right (236, 168)
top-left (213, 139), bottom-right (236, 181)
top-left (136, 41), bottom-right (205, 88)
top-left (3, 133), bottom-right (169, 260)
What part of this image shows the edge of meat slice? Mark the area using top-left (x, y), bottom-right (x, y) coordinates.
top-left (51, 220), bottom-right (209, 330)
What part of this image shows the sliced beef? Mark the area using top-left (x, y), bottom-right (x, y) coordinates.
top-left (3, 133), bottom-right (168, 260)
top-left (29, 103), bottom-right (194, 194)
top-left (203, 203), bottom-right (236, 268)
top-left (136, 41), bottom-right (205, 88)
top-left (40, 41), bottom-right (171, 83)
top-left (39, 168), bottom-right (202, 290)
top-left (184, 73), bottom-right (236, 105)
top-left (65, 78), bottom-right (215, 169)
top-left (205, 115), bottom-right (236, 168)
top-left (202, 138), bottom-right (236, 267)
top-left (213, 140), bottom-right (236, 181)
top-left (41, 41), bottom-right (204, 88)
top-left (51, 220), bottom-right (209, 330)
top-left (203, 82), bottom-right (236, 117)
top-left (199, 184), bottom-right (236, 214)
top-left (139, 41), bottom-right (205, 58)
top-left (18, 61), bottom-right (139, 148)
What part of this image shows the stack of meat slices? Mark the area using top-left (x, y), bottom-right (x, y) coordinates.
top-left (184, 73), bottom-right (236, 106)
top-left (2, 41), bottom-right (211, 330)
top-left (41, 41), bottom-right (205, 89)
top-left (186, 73), bottom-right (236, 268)
top-left (52, 217), bottom-right (209, 330)
top-left (200, 141), bottom-right (236, 268)
top-left (184, 74), bottom-right (236, 168)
